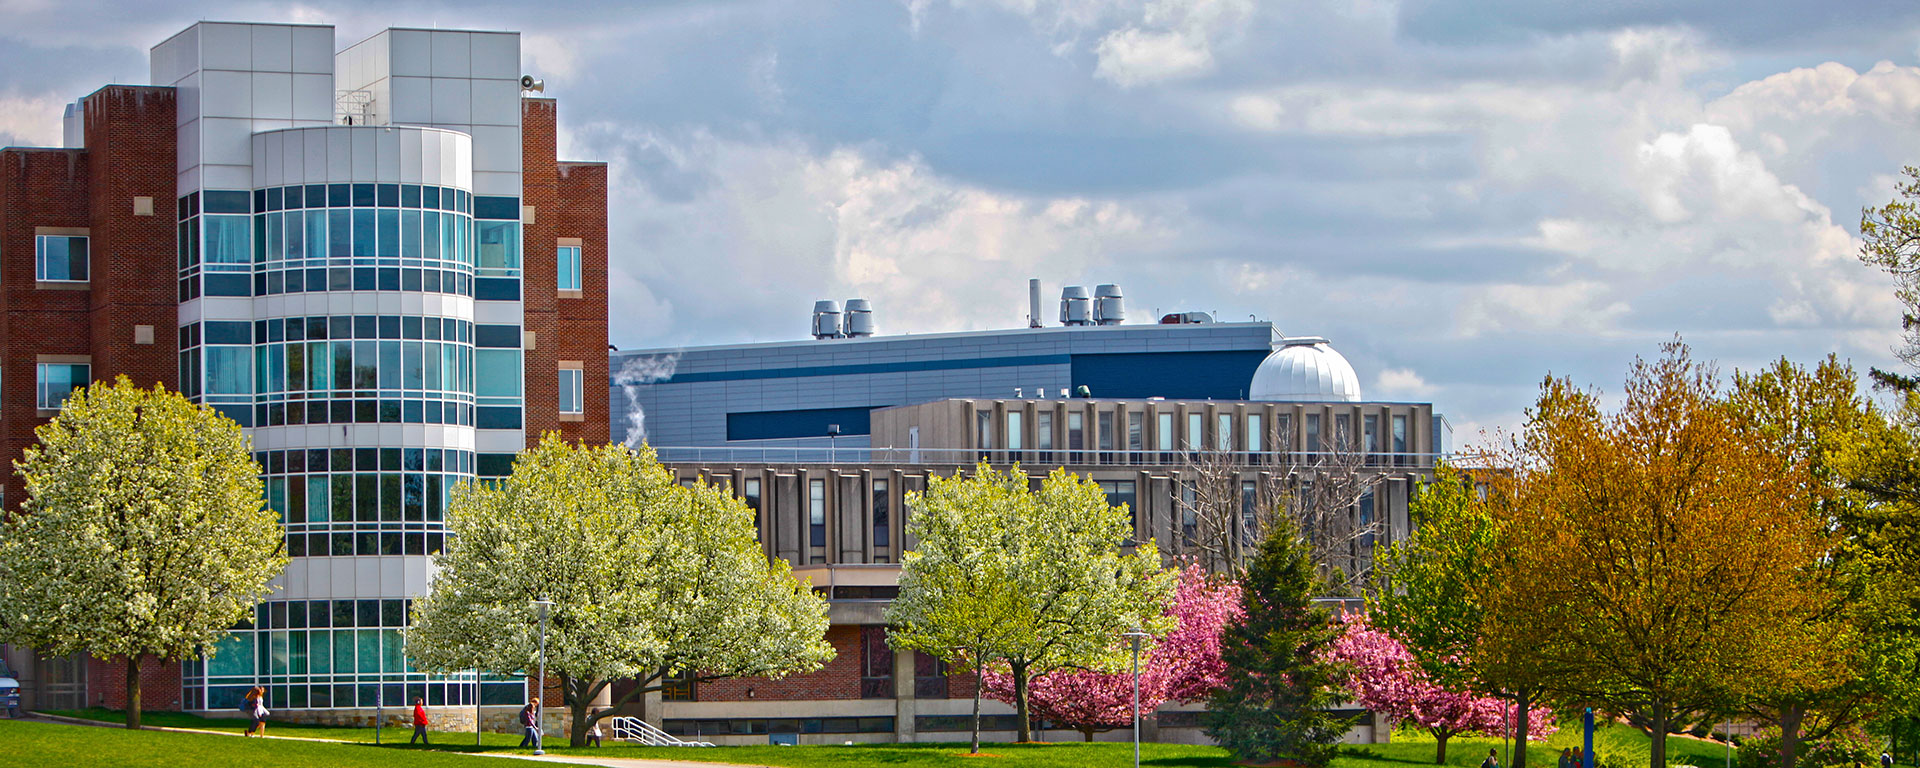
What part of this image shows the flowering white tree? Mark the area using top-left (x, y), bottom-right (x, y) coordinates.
top-left (407, 436), bottom-right (833, 746)
top-left (887, 463), bottom-right (1175, 746)
top-left (0, 377), bottom-right (285, 729)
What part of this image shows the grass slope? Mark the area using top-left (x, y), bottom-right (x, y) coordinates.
top-left (0, 717), bottom-right (587, 768)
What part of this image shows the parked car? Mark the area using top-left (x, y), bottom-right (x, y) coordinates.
top-left (0, 659), bottom-right (19, 717)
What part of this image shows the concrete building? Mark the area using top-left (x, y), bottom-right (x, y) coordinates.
top-left (0, 21), bottom-right (608, 726)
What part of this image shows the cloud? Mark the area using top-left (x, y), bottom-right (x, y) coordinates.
top-left (1092, 0), bottom-right (1251, 87)
top-left (1376, 367), bottom-right (1435, 397)
top-left (0, 93), bottom-right (66, 147)
top-left (573, 125), bottom-right (1176, 347)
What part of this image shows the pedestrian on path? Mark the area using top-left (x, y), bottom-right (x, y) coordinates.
top-left (411, 697), bottom-right (430, 745)
top-left (586, 707), bottom-right (603, 748)
top-left (1482, 748), bottom-right (1501, 768)
top-left (517, 697), bottom-right (541, 750)
top-left (245, 686), bottom-right (270, 737)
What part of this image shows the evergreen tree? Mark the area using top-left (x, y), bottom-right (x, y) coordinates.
top-left (1204, 517), bottom-right (1354, 766)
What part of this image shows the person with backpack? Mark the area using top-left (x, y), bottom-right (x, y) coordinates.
top-left (517, 697), bottom-right (541, 749)
top-left (242, 686), bottom-right (269, 737)
top-left (1482, 748), bottom-right (1501, 768)
top-left (411, 697), bottom-right (431, 745)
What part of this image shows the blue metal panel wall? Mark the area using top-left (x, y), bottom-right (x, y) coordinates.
top-left (1068, 351), bottom-right (1270, 400)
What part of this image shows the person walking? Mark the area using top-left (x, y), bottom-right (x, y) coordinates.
top-left (1883, 752), bottom-right (1895, 768)
top-left (585, 707), bottom-right (603, 748)
top-left (249, 686), bottom-right (271, 737)
top-left (410, 697), bottom-right (431, 745)
top-left (1482, 748), bottom-right (1501, 768)
top-left (240, 687), bottom-right (262, 736)
top-left (517, 697), bottom-right (541, 749)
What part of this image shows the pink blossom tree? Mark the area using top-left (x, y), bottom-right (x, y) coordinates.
top-left (1325, 615), bottom-right (1556, 763)
top-left (982, 564), bottom-right (1243, 741)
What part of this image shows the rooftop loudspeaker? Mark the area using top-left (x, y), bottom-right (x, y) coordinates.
top-left (520, 75), bottom-right (545, 92)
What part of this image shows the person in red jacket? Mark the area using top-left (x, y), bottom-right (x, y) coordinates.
top-left (410, 697), bottom-right (430, 745)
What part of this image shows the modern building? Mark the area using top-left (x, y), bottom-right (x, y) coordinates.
top-left (0, 21), bottom-right (608, 726)
top-left (619, 302), bottom-right (1448, 744)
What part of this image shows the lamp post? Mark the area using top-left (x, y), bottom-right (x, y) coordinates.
top-left (532, 597), bottom-right (554, 755)
top-left (827, 424), bottom-right (841, 464)
top-left (1123, 630), bottom-right (1152, 768)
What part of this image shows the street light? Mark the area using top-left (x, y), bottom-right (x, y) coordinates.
top-left (532, 597), bottom-right (554, 755)
top-left (1123, 629), bottom-right (1153, 768)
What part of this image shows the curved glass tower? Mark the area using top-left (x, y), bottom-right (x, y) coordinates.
top-left (131, 22), bottom-right (606, 721)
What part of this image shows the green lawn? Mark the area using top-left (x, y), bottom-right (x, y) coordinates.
top-left (0, 717), bottom-right (593, 768)
top-left (25, 709), bottom-right (1746, 768)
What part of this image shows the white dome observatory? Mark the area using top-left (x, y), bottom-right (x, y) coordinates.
top-left (1249, 337), bottom-right (1363, 402)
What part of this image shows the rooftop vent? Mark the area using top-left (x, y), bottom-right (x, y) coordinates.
top-left (811, 300), bottom-right (843, 339)
top-left (1060, 286), bottom-right (1092, 326)
top-left (843, 299), bottom-right (875, 337)
top-left (1093, 284), bottom-right (1124, 325)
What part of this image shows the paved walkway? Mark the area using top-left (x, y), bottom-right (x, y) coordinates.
top-left (19, 712), bottom-right (770, 768)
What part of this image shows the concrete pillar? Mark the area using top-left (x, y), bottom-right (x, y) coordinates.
top-left (893, 647), bottom-right (918, 743)
top-left (642, 688), bottom-right (664, 730)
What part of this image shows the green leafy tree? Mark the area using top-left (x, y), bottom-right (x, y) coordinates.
top-left (1860, 166), bottom-right (1920, 391)
top-left (1834, 392), bottom-right (1920, 741)
top-left (1206, 516), bottom-right (1353, 766)
top-left (887, 463), bottom-right (1173, 746)
top-left (1725, 356), bottom-right (1889, 768)
top-left (1372, 461), bottom-right (1555, 767)
top-left (406, 436), bottom-right (833, 746)
top-left (0, 377), bottom-right (285, 729)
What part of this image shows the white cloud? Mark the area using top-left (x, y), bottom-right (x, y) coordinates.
top-left (0, 93), bottom-right (65, 148)
top-left (1092, 0), bottom-right (1252, 86)
top-left (578, 127), bottom-right (1175, 346)
top-left (1376, 367), bottom-right (1435, 396)
top-left (1456, 281), bottom-right (1632, 339)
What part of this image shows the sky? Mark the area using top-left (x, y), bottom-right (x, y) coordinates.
top-left (3, 0), bottom-right (1918, 443)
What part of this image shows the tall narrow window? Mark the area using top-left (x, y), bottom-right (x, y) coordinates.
top-left (1217, 413), bottom-right (1233, 452)
top-left (743, 478), bottom-right (762, 536)
top-left (558, 367), bottom-right (583, 414)
top-left (1158, 412), bottom-right (1174, 451)
top-left (35, 234), bottom-right (88, 282)
top-left (809, 479), bottom-right (826, 548)
top-left (1098, 480), bottom-right (1137, 539)
top-left (1006, 412), bottom-right (1023, 451)
top-left (1127, 412), bottom-right (1144, 454)
top-left (1248, 414), bottom-right (1263, 453)
top-left (1335, 414), bottom-right (1353, 452)
top-left (1067, 412), bottom-right (1084, 450)
top-left (977, 409), bottom-right (993, 450)
top-left (1097, 411), bottom-right (1114, 454)
top-left (1392, 415), bottom-right (1408, 466)
top-left (556, 244), bottom-right (582, 292)
top-left (861, 627), bottom-right (895, 699)
top-left (36, 362), bottom-right (90, 410)
top-left (1036, 411), bottom-right (1054, 451)
top-left (872, 480), bottom-right (890, 554)
top-left (1306, 414), bottom-right (1322, 454)
top-left (1241, 480), bottom-right (1259, 546)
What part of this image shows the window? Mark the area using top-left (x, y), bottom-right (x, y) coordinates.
top-left (1006, 412), bottom-right (1023, 451)
top-left (1097, 480), bottom-right (1136, 536)
top-left (1217, 413), bottom-right (1233, 452)
top-left (1306, 414), bottom-right (1321, 453)
top-left (558, 367), bottom-right (583, 414)
top-left (1157, 412), bottom-right (1174, 452)
top-left (1127, 412), bottom-right (1144, 452)
top-left (1036, 412), bottom-right (1054, 451)
top-left (1241, 480), bottom-right (1259, 545)
top-left (872, 480), bottom-right (890, 551)
top-left (556, 245), bottom-right (582, 292)
top-left (860, 627), bottom-right (894, 699)
top-left (1392, 415), bottom-right (1408, 466)
top-left (36, 363), bottom-right (89, 409)
top-left (976, 409), bottom-right (993, 450)
top-left (1364, 415), bottom-right (1380, 464)
top-left (1336, 414), bottom-right (1353, 452)
top-left (1067, 412), bottom-right (1084, 451)
top-left (35, 235), bottom-right (88, 282)
top-left (1248, 414), bottom-right (1263, 453)
top-left (475, 350), bottom-right (521, 401)
top-left (1186, 413), bottom-right (1203, 451)
top-left (809, 479), bottom-right (826, 548)
top-left (743, 479), bottom-right (762, 535)
top-left (475, 221), bottom-right (520, 274)
top-left (1097, 411), bottom-right (1114, 452)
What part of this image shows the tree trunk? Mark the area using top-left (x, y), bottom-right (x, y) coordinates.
top-left (1083, 728), bottom-right (1096, 742)
top-left (1650, 705), bottom-right (1670, 768)
top-left (124, 657), bottom-right (143, 730)
top-left (1779, 704), bottom-right (1806, 768)
top-left (1514, 689), bottom-right (1533, 768)
top-left (971, 663), bottom-right (984, 754)
top-left (1013, 662), bottom-right (1032, 743)
top-left (1436, 731), bottom-right (1451, 764)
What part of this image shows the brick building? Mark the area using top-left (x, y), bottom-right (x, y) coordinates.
top-left (0, 21), bottom-right (608, 726)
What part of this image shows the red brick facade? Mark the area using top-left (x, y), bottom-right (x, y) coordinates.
top-left (86, 656), bottom-right (184, 712)
top-left (520, 98), bottom-right (610, 448)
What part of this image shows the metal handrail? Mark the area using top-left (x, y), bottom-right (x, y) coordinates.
top-left (647, 445), bottom-right (1450, 467)
top-left (607, 715), bottom-right (714, 747)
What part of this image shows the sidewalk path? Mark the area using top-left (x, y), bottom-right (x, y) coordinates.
top-left (20, 712), bottom-right (770, 768)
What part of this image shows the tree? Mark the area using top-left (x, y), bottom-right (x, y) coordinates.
top-left (406, 436), bottom-right (833, 746)
top-left (887, 463), bottom-right (1174, 745)
top-left (1488, 342), bottom-right (1836, 768)
top-left (0, 377), bottom-right (285, 730)
top-left (1176, 423), bottom-right (1386, 591)
top-left (979, 564), bottom-right (1242, 741)
top-left (1372, 462), bottom-right (1556, 768)
top-left (1859, 166), bottom-right (1920, 391)
top-left (1326, 614), bottom-right (1555, 764)
top-left (1204, 516), bottom-right (1354, 767)
top-left (1726, 356), bottom-right (1888, 768)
